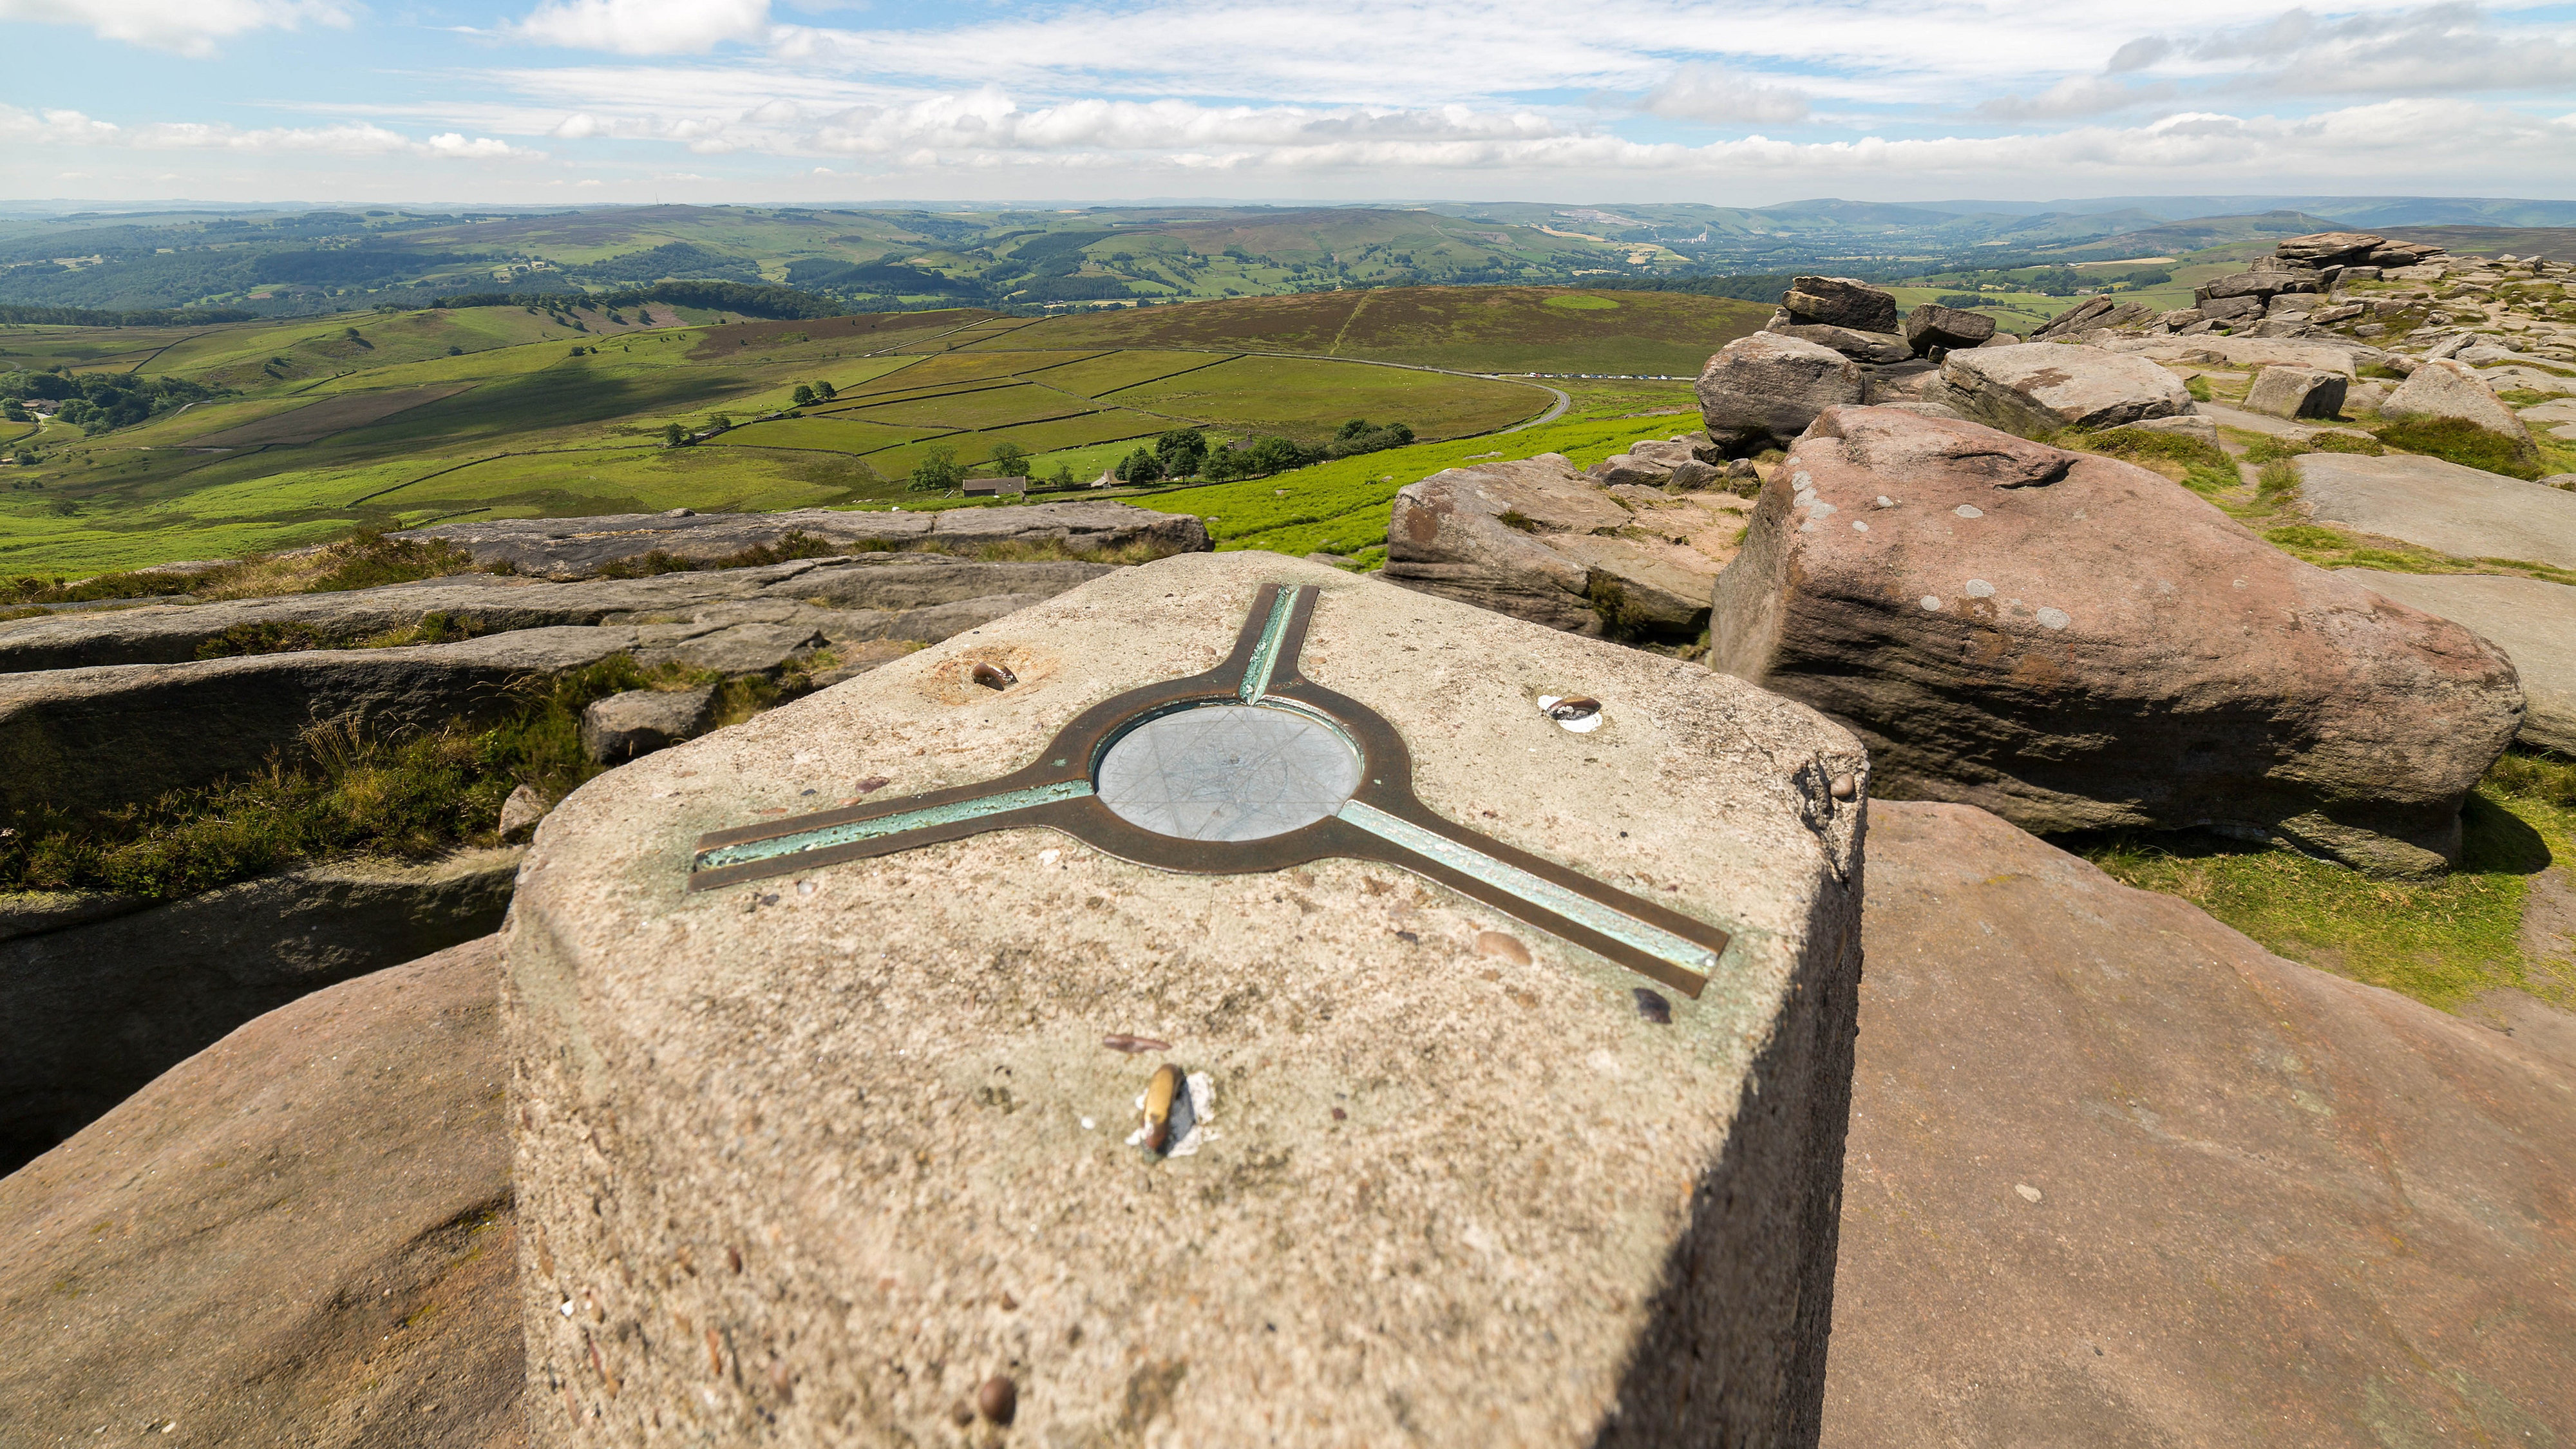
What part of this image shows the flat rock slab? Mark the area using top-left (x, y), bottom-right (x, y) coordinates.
top-left (1383, 453), bottom-right (1748, 640)
top-left (397, 503), bottom-right (1209, 580)
top-left (2344, 569), bottom-right (2576, 754)
top-left (0, 937), bottom-right (524, 1449)
top-left (0, 846), bottom-right (521, 1169)
top-left (0, 557), bottom-right (1115, 671)
top-left (1822, 802), bottom-right (2576, 1447)
top-left (2112, 335), bottom-right (2382, 375)
top-left (1935, 343), bottom-right (2193, 434)
top-left (2297, 451), bottom-right (2576, 571)
top-left (507, 553), bottom-right (1869, 1446)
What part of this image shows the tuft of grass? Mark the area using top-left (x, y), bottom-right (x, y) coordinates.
top-left (2377, 415), bottom-right (2544, 480)
top-left (2244, 431), bottom-right (2385, 466)
top-left (0, 655), bottom-right (685, 901)
top-left (2080, 751), bottom-right (2576, 1013)
top-left (2185, 375), bottom-right (2214, 402)
top-left (2263, 524), bottom-right (2357, 551)
top-left (2070, 428), bottom-right (2239, 496)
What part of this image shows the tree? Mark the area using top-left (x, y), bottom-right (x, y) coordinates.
top-left (815, 379), bottom-right (836, 401)
top-left (664, 422), bottom-right (686, 447)
top-left (989, 440), bottom-right (1030, 478)
top-left (791, 383), bottom-right (817, 407)
top-left (1, 399), bottom-right (25, 424)
top-left (1045, 462), bottom-right (1076, 490)
top-left (1112, 447), bottom-right (1162, 484)
top-left (1153, 427), bottom-right (1208, 478)
top-left (908, 442), bottom-right (963, 492)
top-left (708, 413), bottom-right (733, 432)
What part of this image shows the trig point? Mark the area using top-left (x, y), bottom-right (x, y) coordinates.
top-left (507, 552), bottom-right (1868, 1445)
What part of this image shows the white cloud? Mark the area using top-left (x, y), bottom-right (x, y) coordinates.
top-left (0, 105), bottom-right (541, 159)
top-left (1641, 67), bottom-right (1812, 125)
top-left (1975, 76), bottom-right (2176, 119)
top-left (0, 0), bottom-right (351, 58)
top-left (511, 0), bottom-right (771, 55)
top-left (2114, 3), bottom-right (2576, 96)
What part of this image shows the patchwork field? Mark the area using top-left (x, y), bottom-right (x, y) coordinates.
top-left (0, 285), bottom-right (1757, 576)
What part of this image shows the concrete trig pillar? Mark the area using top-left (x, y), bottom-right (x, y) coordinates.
top-left (507, 553), bottom-right (1866, 1446)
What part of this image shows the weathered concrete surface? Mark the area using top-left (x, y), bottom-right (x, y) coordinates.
top-left (0, 628), bottom-right (638, 824)
top-left (0, 557), bottom-right (1116, 671)
top-left (1383, 453), bottom-right (1751, 640)
top-left (2297, 452), bottom-right (2576, 571)
top-left (397, 502), bottom-right (1209, 580)
top-left (0, 937), bottom-right (523, 1449)
top-left (1709, 407), bottom-right (2523, 876)
top-left (2345, 569), bottom-right (2576, 755)
top-left (1821, 802), bottom-right (2576, 1448)
top-left (0, 846), bottom-right (520, 1171)
top-left (1934, 343), bottom-right (2194, 435)
top-left (507, 553), bottom-right (1868, 1447)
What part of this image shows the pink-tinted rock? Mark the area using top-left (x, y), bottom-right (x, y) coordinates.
top-left (0, 937), bottom-right (523, 1448)
top-left (1824, 802), bottom-right (2576, 1446)
top-left (1707, 405), bottom-right (2524, 875)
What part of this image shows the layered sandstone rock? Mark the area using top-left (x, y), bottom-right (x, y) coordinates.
top-left (1707, 406), bottom-right (2523, 876)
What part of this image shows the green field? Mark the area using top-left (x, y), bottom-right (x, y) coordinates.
top-left (0, 285), bottom-right (1755, 576)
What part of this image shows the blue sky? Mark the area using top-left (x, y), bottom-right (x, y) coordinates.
top-left (3, 0), bottom-right (2573, 204)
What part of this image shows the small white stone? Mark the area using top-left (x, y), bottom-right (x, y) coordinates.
top-left (2015, 1183), bottom-right (2042, 1203)
top-left (1038, 848), bottom-right (1061, 867)
top-left (1954, 504), bottom-right (1984, 519)
top-left (1920, 595), bottom-right (1942, 611)
top-left (1964, 579), bottom-right (1995, 598)
top-left (2036, 607), bottom-right (2072, 630)
top-left (1875, 495), bottom-right (1895, 509)
top-left (1081, 1117), bottom-right (1095, 1130)
top-left (1807, 500), bottom-right (1837, 518)
top-left (1852, 520), bottom-right (1869, 532)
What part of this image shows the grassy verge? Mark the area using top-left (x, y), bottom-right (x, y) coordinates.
top-left (2076, 752), bottom-right (2576, 1014)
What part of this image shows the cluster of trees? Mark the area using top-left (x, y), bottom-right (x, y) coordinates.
top-left (0, 368), bottom-right (220, 433)
top-left (662, 412), bottom-right (736, 447)
top-left (429, 280), bottom-right (848, 321)
top-left (789, 381), bottom-right (838, 408)
top-left (1106, 419), bottom-right (1417, 486)
top-left (0, 303), bottom-right (256, 327)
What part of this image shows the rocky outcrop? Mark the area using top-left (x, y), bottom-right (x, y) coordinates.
top-left (582, 685), bottom-right (716, 762)
top-left (0, 848), bottom-right (519, 1172)
top-left (1707, 406), bottom-right (2523, 876)
top-left (2380, 358), bottom-right (2543, 468)
top-left (1383, 453), bottom-right (1750, 639)
top-left (1823, 802), bottom-right (2576, 1448)
top-left (1766, 319), bottom-right (1911, 365)
top-left (0, 556), bottom-right (1117, 671)
top-left (2029, 296), bottom-right (2157, 339)
top-left (1932, 342), bottom-right (2195, 435)
top-left (1782, 275), bottom-right (1899, 332)
top-left (2295, 452), bottom-right (2576, 572)
top-left (0, 628), bottom-right (639, 824)
top-left (1586, 434), bottom-right (1728, 491)
top-left (2273, 229), bottom-right (2391, 268)
top-left (2242, 365), bottom-right (2348, 420)
top-left (1696, 332), bottom-right (1866, 456)
top-left (0, 937), bottom-right (525, 1448)
top-left (394, 502), bottom-right (1208, 580)
top-left (1900, 304), bottom-right (1996, 357)
top-left (2195, 259), bottom-right (2324, 307)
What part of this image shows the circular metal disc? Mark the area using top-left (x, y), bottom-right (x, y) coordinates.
top-left (1095, 705), bottom-right (1363, 842)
